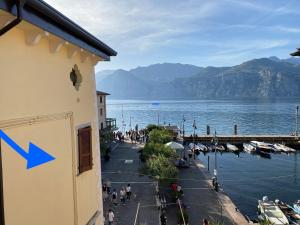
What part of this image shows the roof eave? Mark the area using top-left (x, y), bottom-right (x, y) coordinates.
top-left (0, 0), bottom-right (117, 60)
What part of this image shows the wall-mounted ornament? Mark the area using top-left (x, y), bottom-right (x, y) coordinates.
top-left (70, 64), bottom-right (82, 91)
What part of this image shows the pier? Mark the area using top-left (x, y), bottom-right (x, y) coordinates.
top-left (183, 135), bottom-right (300, 147)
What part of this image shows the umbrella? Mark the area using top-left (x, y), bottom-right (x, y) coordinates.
top-left (165, 141), bottom-right (184, 150)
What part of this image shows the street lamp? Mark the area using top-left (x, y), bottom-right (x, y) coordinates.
top-left (212, 130), bottom-right (219, 191)
top-left (182, 115), bottom-right (185, 137)
top-left (296, 106), bottom-right (299, 136)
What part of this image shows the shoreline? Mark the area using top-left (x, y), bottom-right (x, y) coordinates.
top-left (194, 158), bottom-right (255, 225)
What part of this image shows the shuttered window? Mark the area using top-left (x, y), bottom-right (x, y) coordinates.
top-left (78, 126), bottom-right (93, 173)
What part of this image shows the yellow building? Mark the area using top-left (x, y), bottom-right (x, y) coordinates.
top-left (0, 1), bottom-right (116, 225)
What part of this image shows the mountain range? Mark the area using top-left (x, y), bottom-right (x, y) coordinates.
top-left (96, 57), bottom-right (300, 99)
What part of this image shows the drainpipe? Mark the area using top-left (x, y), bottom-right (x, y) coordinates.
top-left (0, 0), bottom-right (27, 36)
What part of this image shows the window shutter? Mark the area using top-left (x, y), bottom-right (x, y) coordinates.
top-left (78, 126), bottom-right (93, 173)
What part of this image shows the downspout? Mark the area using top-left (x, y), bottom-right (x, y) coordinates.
top-left (0, 0), bottom-right (27, 36)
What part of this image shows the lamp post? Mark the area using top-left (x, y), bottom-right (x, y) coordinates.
top-left (182, 115), bottom-right (185, 138)
top-left (296, 106), bottom-right (299, 136)
top-left (192, 120), bottom-right (197, 159)
top-left (212, 130), bottom-right (219, 191)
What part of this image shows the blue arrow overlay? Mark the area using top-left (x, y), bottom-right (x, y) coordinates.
top-left (0, 129), bottom-right (55, 169)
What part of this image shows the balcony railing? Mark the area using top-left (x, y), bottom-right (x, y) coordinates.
top-left (105, 118), bottom-right (118, 131)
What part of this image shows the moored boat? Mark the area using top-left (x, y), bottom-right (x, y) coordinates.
top-left (226, 143), bottom-right (239, 152)
top-left (274, 143), bottom-right (297, 153)
top-left (258, 196), bottom-right (289, 225)
top-left (197, 143), bottom-right (208, 152)
top-left (243, 143), bottom-right (256, 154)
top-left (250, 141), bottom-right (274, 153)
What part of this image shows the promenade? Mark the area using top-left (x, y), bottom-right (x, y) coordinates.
top-left (101, 141), bottom-right (159, 225)
top-left (102, 141), bottom-right (249, 225)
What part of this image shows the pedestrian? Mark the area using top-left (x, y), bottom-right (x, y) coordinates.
top-left (102, 183), bottom-right (108, 202)
top-left (106, 179), bottom-right (111, 194)
top-left (112, 189), bottom-right (118, 206)
top-left (108, 209), bottom-right (114, 225)
top-left (126, 183), bottom-right (132, 200)
top-left (160, 210), bottom-right (167, 225)
top-left (120, 187), bottom-right (126, 205)
top-left (203, 218), bottom-right (209, 225)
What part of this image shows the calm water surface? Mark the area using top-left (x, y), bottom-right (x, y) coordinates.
top-left (107, 99), bottom-right (300, 217)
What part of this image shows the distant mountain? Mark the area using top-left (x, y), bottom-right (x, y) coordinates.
top-left (269, 56), bottom-right (300, 65)
top-left (96, 58), bottom-right (300, 99)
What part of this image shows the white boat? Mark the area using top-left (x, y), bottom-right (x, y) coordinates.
top-left (197, 143), bottom-right (208, 152)
top-left (226, 143), bottom-right (239, 152)
top-left (258, 196), bottom-right (289, 225)
top-left (243, 143), bottom-right (256, 154)
top-left (188, 143), bottom-right (200, 150)
top-left (293, 200), bottom-right (300, 215)
top-left (250, 141), bottom-right (274, 153)
top-left (274, 143), bottom-right (296, 153)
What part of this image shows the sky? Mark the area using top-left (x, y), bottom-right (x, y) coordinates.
top-left (44, 0), bottom-right (300, 72)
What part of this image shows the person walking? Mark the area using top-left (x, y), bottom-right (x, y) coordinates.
top-left (108, 209), bottom-right (114, 225)
top-left (111, 189), bottom-right (118, 206)
top-left (102, 183), bottom-right (108, 202)
top-left (160, 210), bottom-right (167, 225)
top-left (203, 218), bottom-right (209, 225)
top-left (126, 183), bottom-right (132, 200)
top-left (106, 179), bottom-right (111, 194)
top-left (120, 187), bottom-right (126, 205)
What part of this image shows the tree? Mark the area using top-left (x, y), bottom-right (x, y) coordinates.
top-left (149, 129), bottom-right (172, 144)
top-left (145, 124), bottom-right (163, 134)
top-left (143, 142), bottom-right (176, 160)
top-left (146, 155), bottom-right (178, 183)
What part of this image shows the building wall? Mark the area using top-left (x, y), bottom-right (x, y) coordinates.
top-left (0, 19), bottom-right (103, 225)
top-left (97, 95), bottom-right (107, 130)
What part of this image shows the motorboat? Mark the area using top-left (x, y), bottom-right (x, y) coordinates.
top-left (188, 143), bottom-right (200, 150)
top-left (226, 143), bottom-right (239, 152)
top-left (243, 143), bottom-right (256, 154)
top-left (258, 196), bottom-right (289, 225)
top-left (197, 143), bottom-right (208, 152)
top-left (275, 200), bottom-right (300, 225)
top-left (292, 200), bottom-right (300, 215)
top-left (274, 143), bottom-right (297, 153)
top-left (250, 141), bottom-right (274, 153)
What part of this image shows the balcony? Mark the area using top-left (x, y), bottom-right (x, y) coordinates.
top-left (104, 118), bottom-right (118, 131)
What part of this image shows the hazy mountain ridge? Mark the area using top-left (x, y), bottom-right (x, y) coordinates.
top-left (96, 57), bottom-right (300, 99)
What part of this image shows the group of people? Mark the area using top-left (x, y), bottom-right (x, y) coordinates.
top-left (126, 129), bottom-right (148, 144)
top-left (103, 180), bottom-right (133, 225)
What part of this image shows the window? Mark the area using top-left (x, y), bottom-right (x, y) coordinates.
top-left (100, 96), bottom-right (103, 103)
top-left (101, 123), bottom-right (104, 130)
top-left (100, 108), bottom-right (103, 116)
top-left (78, 126), bottom-right (93, 173)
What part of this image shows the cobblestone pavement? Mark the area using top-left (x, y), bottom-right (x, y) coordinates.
top-left (102, 141), bottom-right (159, 225)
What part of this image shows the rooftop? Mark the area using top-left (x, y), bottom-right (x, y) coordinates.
top-left (97, 91), bottom-right (110, 96)
top-left (290, 48), bottom-right (300, 57)
top-left (0, 0), bottom-right (117, 60)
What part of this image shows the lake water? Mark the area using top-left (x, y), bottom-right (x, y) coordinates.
top-left (107, 98), bottom-right (300, 218)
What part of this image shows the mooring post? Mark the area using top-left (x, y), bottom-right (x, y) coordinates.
top-left (234, 124), bottom-right (237, 135)
top-left (207, 125), bottom-right (210, 135)
top-left (208, 155), bottom-right (210, 171)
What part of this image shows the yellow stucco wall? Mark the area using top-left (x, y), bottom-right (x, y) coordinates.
top-left (0, 18), bottom-right (103, 225)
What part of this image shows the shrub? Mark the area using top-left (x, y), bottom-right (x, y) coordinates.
top-left (143, 142), bottom-right (176, 160)
top-left (146, 155), bottom-right (178, 183)
top-left (149, 129), bottom-right (172, 144)
top-left (145, 124), bottom-right (163, 134)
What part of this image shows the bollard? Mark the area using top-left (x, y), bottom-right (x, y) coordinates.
top-left (207, 125), bottom-right (210, 135)
top-left (208, 155), bottom-right (210, 171)
top-left (234, 124), bottom-right (237, 135)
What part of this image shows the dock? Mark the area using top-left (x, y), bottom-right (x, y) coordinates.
top-left (183, 135), bottom-right (300, 147)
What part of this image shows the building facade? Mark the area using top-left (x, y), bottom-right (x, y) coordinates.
top-left (97, 91), bottom-right (109, 131)
top-left (0, 1), bottom-right (116, 225)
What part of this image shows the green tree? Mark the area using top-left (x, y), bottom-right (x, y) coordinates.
top-left (143, 142), bottom-right (176, 160)
top-left (149, 129), bottom-right (172, 144)
top-left (145, 124), bottom-right (163, 134)
top-left (146, 155), bottom-right (178, 183)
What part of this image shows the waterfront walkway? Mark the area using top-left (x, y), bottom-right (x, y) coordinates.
top-left (102, 141), bottom-right (249, 225)
top-left (101, 141), bottom-right (159, 225)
